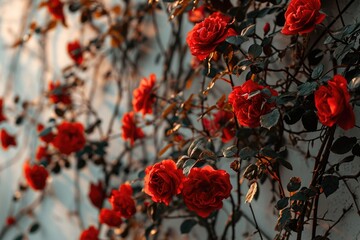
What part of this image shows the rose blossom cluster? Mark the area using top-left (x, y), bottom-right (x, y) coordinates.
top-left (80, 183), bottom-right (136, 239)
top-left (144, 160), bottom-right (232, 218)
top-left (99, 183), bottom-right (136, 227)
top-left (121, 74), bottom-right (157, 146)
top-left (23, 121), bottom-right (86, 192)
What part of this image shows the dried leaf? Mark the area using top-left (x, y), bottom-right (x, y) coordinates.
top-left (181, 94), bottom-right (194, 111)
top-left (245, 182), bottom-right (258, 203)
top-left (162, 102), bottom-right (177, 118)
top-left (166, 123), bottom-right (181, 135)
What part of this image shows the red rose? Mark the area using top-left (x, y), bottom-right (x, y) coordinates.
top-left (228, 80), bottom-right (278, 128)
top-left (144, 160), bottom-right (184, 205)
top-left (182, 166), bottom-right (232, 218)
top-left (6, 216), bottom-right (16, 226)
top-left (36, 145), bottom-right (51, 162)
top-left (281, 0), bottom-right (326, 35)
top-left (47, 0), bottom-right (65, 22)
top-left (79, 226), bottom-right (99, 240)
top-left (186, 12), bottom-right (237, 61)
top-left (144, 159), bottom-right (184, 205)
top-left (121, 112), bottom-right (145, 146)
top-left (109, 183), bottom-right (136, 218)
top-left (263, 22), bottom-right (270, 35)
top-left (315, 75), bottom-right (355, 130)
top-left (52, 121), bottom-right (86, 155)
top-left (67, 40), bottom-right (84, 65)
top-left (37, 124), bottom-right (55, 143)
top-left (88, 181), bottom-right (106, 209)
top-left (188, 5), bottom-right (206, 23)
top-left (0, 99), bottom-right (7, 123)
top-left (99, 209), bottom-right (122, 227)
top-left (48, 81), bottom-right (72, 105)
top-left (202, 110), bottom-right (235, 143)
top-left (132, 74), bottom-right (156, 116)
top-left (0, 129), bottom-right (16, 150)
top-left (23, 161), bottom-right (49, 191)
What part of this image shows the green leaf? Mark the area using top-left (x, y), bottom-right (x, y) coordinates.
top-left (243, 164), bottom-right (258, 180)
top-left (199, 149), bottom-right (217, 160)
top-left (276, 197), bottom-right (289, 210)
top-left (275, 93), bottom-right (297, 105)
top-left (290, 191), bottom-right (306, 201)
top-left (333, 44), bottom-right (346, 60)
top-left (187, 138), bottom-right (206, 158)
top-left (241, 24), bottom-right (256, 36)
top-left (340, 155), bottom-right (355, 163)
top-left (239, 147), bottom-right (256, 160)
top-left (13, 235), bottom-right (23, 240)
top-left (180, 219), bottom-right (197, 234)
top-left (277, 207), bottom-right (291, 229)
top-left (287, 177), bottom-right (301, 192)
top-left (297, 82), bottom-right (318, 96)
top-left (349, 77), bottom-right (360, 91)
top-left (260, 147), bottom-right (278, 158)
top-left (138, 170), bottom-right (145, 179)
top-left (279, 158), bottom-right (293, 170)
top-left (183, 159), bottom-right (196, 176)
top-left (321, 175), bottom-right (339, 197)
top-left (222, 145), bottom-right (238, 158)
top-left (311, 64), bottom-right (324, 79)
top-left (301, 110), bottom-right (318, 131)
top-left (352, 143), bottom-right (360, 156)
top-left (331, 136), bottom-right (357, 154)
top-left (38, 127), bottom-right (52, 137)
top-left (284, 107), bottom-right (304, 125)
top-left (248, 44), bottom-right (262, 58)
top-left (226, 35), bottom-right (248, 47)
top-left (29, 222), bottom-right (40, 233)
top-left (260, 109), bottom-right (280, 129)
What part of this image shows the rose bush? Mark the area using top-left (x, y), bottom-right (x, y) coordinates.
top-left (1, 0), bottom-right (360, 239)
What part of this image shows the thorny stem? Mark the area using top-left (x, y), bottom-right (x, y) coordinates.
top-left (249, 203), bottom-right (264, 240)
top-left (297, 126), bottom-right (336, 240)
